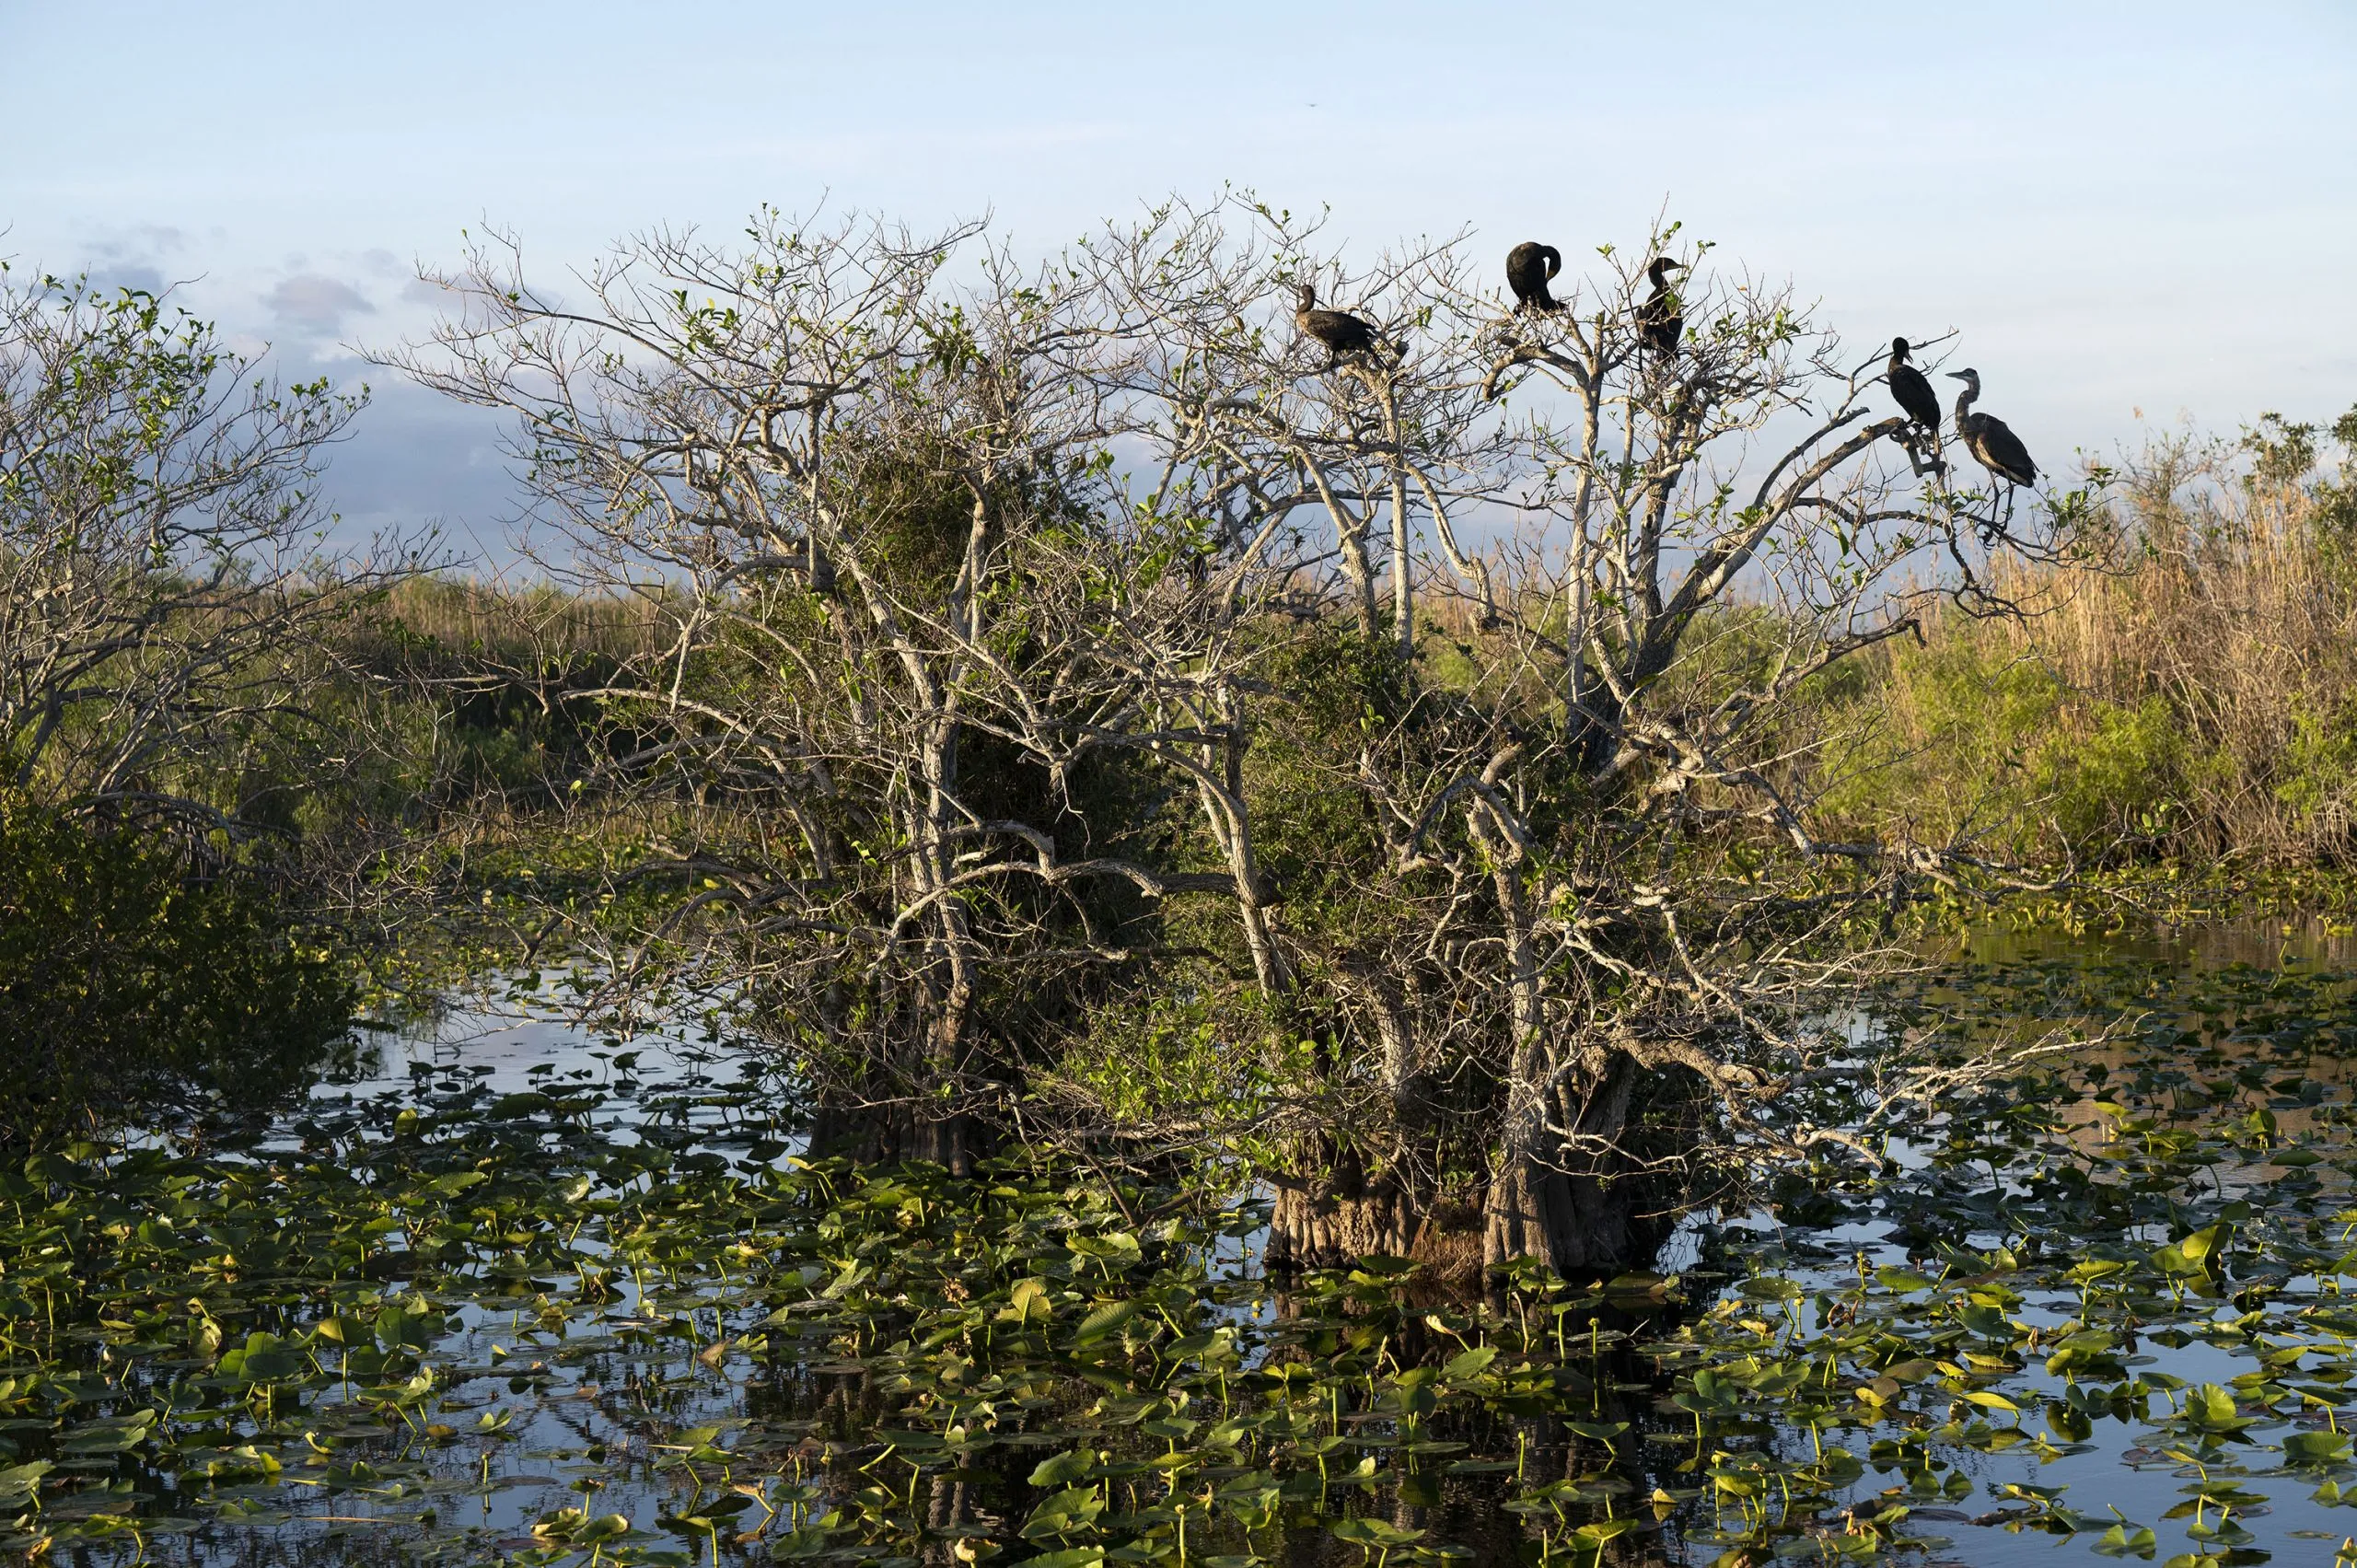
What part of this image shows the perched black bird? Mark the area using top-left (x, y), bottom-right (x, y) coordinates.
top-left (1886, 338), bottom-right (1942, 434)
top-left (1637, 256), bottom-right (1686, 358)
top-left (1294, 284), bottom-right (1381, 362)
top-left (1505, 241), bottom-right (1562, 313)
top-left (1946, 368), bottom-right (2038, 487)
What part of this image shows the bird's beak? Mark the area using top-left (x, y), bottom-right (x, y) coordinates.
top-left (1945, 372), bottom-right (1968, 381)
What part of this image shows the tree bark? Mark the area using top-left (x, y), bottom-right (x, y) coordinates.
top-left (1265, 1171), bottom-right (1487, 1284)
top-left (1482, 1052), bottom-right (1670, 1275)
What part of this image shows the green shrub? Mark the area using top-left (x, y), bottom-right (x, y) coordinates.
top-left (0, 796), bottom-right (354, 1147)
top-left (2036, 693), bottom-right (2194, 850)
top-left (1826, 642), bottom-right (2197, 861)
top-left (2277, 695), bottom-right (2357, 837)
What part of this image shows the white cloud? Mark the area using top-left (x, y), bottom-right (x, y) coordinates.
top-left (263, 273), bottom-right (375, 334)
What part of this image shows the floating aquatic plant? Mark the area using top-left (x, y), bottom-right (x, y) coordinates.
top-left (11, 949), bottom-right (2357, 1564)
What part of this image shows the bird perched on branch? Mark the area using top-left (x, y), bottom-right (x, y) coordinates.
top-left (1886, 338), bottom-right (1942, 435)
top-left (1946, 368), bottom-right (2038, 488)
top-left (1637, 256), bottom-right (1686, 359)
top-left (1885, 337), bottom-right (1947, 477)
top-left (1505, 242), bottom-right (1562, 313)
top-left (1294, 284), bottom-right (1386, 366)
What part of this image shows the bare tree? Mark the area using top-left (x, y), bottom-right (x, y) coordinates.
top-left (382, 213), bottom-right (1288, 1169)
top-left (1048, 202), bottom-right (2080, 1272)
top-left (392, 201), bottom-right (2082, 1276)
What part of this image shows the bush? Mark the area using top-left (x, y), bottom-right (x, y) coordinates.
top-left (0, 796), bottom-right (354, 1147)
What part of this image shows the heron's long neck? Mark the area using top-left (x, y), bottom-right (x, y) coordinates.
top-left (1954, 382), bottom-right (1978, 424)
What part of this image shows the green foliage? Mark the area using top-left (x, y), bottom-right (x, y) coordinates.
top-left (2040, 693), bottom-right (2196, 848)
top-left (2278, 695), bottom-right (2357, 831)
top-left (1047, 987), bottom-right (1312, 1167)
top-left (1241, 624), bottom-right (1409, 921)
top-left (1831, 637), bottom-right (2198, 862)
top-left (0, 271), bottom-right (372, 817)
top-left (1817, 409), bottom-right (2357, 868)
top-left (0, 795), bottom-right (353, 1146)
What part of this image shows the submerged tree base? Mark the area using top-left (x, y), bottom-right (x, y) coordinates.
top-left (1265, 1163), bottom-right (1678, 1285)
top-left (805, 1098), bottom-right (985, 1177)
top-left (1264, 1182), bottom-right (1483, 1280)
top-left (1480, 1153), bottom-right (1682, 1278)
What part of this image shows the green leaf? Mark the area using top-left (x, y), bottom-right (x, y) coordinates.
top-left (1442, 1346), bottom-right (1497, 1381)
top-left (0, 1459), bottom-right (52, 1509)
top-left (2093, 1522), bottom-right (2157, 1559)
top-left (1028, 1449), bottom-right (1096, 1488)
top-left (1073, 1297), bottom-right (1140, 1343)
top-left (998, 1277), bottom-right (1054, 1326)
top-left (2285, 1429), bottom-right (2352, 1465)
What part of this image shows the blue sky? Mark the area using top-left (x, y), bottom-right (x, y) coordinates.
top-left (5, 0), bottom-right (2352, 545)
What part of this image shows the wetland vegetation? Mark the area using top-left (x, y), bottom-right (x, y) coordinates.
top-left (6, 203), bottom-right (2357, 1566)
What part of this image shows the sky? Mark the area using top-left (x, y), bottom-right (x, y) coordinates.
top-left (4, 0), bottom-right (2353, 551)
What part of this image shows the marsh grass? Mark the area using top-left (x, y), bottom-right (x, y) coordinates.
top-left (1825, 418), bottom-right (2357, 868)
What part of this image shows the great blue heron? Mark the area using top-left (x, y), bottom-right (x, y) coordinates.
top-left (1295, 284), bottom-right (1383, 364)
top-left (1637, 256), bottom-right (1686, 358)
top-left (1506, 241), bottom-right (1562, 313)
top-left (1947, 368), bottom-right (2038, 488)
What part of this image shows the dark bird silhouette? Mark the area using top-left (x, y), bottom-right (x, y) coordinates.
top-left (1294, 284), bottom-right (1381, 364)
top-left (1947, 368), bottom-right (2038, 487)
top-left (1886, 338), bottom-right (1942, 434)
top-left (1637, 256), bottom-right (1686, 358)
top-left (1505, 241), bottom-right (1562, 313)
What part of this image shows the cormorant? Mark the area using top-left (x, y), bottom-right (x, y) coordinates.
top-left (1505, 242), bottom-right (1562, 313)
top-left (1886, 338), bottom-right (1941, 434)
top-left (1294, 284), bottom-right (1381, 363)
top-left (1946, 368), bottom-right (2038, 488)
top-left (1637, 256), bottom-right (1686, 358)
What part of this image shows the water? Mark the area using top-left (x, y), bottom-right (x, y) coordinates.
top-left (9, 925), bottom-right (2357, 1565)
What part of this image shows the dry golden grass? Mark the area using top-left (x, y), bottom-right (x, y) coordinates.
top-left (1841, 427), bottom-right (2357, 865)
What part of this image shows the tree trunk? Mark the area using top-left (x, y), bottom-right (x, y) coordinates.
top-left (1266, 1180), bottom-right (1417, 1266)
top-left (1482, 1052), bottom-right (1669, 1275)
top-left (1481, 1147), bottom-right (1663, 1275)
top-left (1265, 1176), bottom-right (1488, 1284)
top-left (805, 1085), bottom-right (983, 1175)
top-left (1264, 1119), bottom-right (1489, 1283)
top-left (909, 1108), bottom-right (977, 1176)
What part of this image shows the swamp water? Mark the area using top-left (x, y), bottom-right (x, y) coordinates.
top-left (11, 923), bottom-right (2357, 1566)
